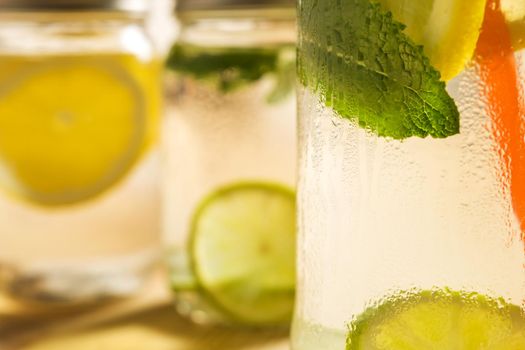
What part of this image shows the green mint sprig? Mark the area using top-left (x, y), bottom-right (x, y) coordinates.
top-left (166, 44), bottom-right (295, 103)
top-left (298, 0), bottom-right (460, 139)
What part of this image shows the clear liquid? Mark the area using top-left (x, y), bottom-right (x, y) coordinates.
top-left (163, 58), bottom-right (296, 324)
top-left (292, 319), bottom-right (346, 350)
top-left (0, 153), bottom-right (160, 306)
top-left (292, 51), bottom-right (525, 348)
top-left (0, 54), bottom-right (161, 307)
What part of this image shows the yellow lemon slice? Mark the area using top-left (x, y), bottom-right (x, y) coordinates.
top-left (0, 57), bottom-right (147, 206)
top-left (502, 0), bottom-right (525, 22)
top-left (378, 0), bottom-right (486, 81)
top-left (502, 0), bottom-right (525, 51)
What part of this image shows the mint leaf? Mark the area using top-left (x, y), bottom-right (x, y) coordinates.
top-left (166, 44), bottom-right (295, 102)
top-left (298, 0), bottom-right (460, 139)
top-left (267, 55), bottom-right (296, 104)
top-left (166, 44), bottom-right (278, 92)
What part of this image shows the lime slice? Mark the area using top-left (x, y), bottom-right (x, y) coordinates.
top-left (347, 289), bottom-right (525, 349)
top-left (0, 57), bottom-right (147, 206)
top-left (377, 0), bottom-right (487, 81)
top-left (169, 248), bottom-right (198, 292)
top-left (190, 182), bottom-right (296, 326)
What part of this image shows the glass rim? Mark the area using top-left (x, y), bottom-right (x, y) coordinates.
top-left (176, 0), bottom-right (296, 14)
top-left (176, 7), bottom-right (296, 22)
top-left (0, 0), bottom-right (148, 13)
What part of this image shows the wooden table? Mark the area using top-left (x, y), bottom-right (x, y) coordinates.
top-left (0, 271), bottom-right (290, 350)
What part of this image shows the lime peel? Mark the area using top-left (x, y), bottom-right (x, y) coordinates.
top-left (347, 288), bottom-right (525, 350)
top-left (189, 181), bottom-right (296, 326)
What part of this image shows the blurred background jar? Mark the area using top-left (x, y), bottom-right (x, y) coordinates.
top-left (163, 0), bottom-right (297, 327)
top-left (0, 0), bottom-right (162, 308)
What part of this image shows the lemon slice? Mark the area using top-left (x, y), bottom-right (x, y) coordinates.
top-left (502, 0), bottom-right (525, 22)
top-left (502, 0), bottom-right (525, 51)
top-left (378, 0), bottom-right (487, 81)
top-left (347, 289), bottom-right (525, 349)
top-left (190, 182), bottom-right (296, 326)
top-left (0, 58), bottom-right (146, 206)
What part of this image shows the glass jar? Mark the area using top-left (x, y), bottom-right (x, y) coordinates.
top-left (163, 0), bottom-right (297, 326)
top-left (292, 0), bottom-right (525, 348)
top-left (0, 0), bottom-right (161, 308)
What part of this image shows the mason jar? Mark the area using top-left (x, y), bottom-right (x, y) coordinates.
top-left (0, 0), bottom-right (161, 309)
top-left (163, 0), bottom-right (297, 327)
top-left (292, 0), bottom-right (525, 348)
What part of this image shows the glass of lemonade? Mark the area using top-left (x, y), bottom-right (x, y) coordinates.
top-left (0, 1), bottom-right (161, 307)
top-left (164, 0), bottom-right (296, 327)
top-left (293, 0), bottom-right (525, 348)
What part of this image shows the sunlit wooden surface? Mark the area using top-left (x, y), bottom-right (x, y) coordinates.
top-left (0, 3), bottom-right (290, 349)
top-left (0, 271), bottom-right (289, 350)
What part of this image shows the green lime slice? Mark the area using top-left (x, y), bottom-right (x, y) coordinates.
top-left (168, 247), bottom-right (198, 292)
top-left (347, 289), bottom-right (525, 349)
top-left (190, 182), bottom-right (296, 326)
